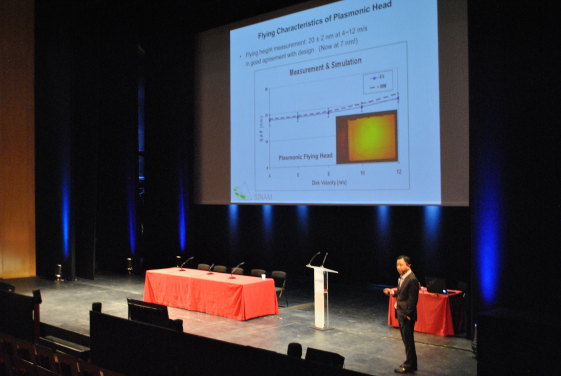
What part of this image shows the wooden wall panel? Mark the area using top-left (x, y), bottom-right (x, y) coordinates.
top-left (0, 0), bottom-right (36, 279)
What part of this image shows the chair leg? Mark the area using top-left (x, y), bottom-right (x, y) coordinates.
top-left (285, 289), bottom-right (288, 307)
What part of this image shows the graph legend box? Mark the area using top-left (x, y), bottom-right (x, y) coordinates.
top-left (364, 71), bottom-right (393, 94)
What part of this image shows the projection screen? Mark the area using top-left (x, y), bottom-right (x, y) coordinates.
top-left (195, 0), bottom-right (468, 205)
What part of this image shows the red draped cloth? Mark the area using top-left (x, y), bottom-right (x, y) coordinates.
top-left (388, 287), bottom-right (466, 336)
top-left (144, 268), bottom-right (279, 321)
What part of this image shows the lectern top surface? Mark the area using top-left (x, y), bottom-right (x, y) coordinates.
top-left (306, 265), bottom-right (338, 273)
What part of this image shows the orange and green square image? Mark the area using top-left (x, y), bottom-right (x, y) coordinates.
top-left (336, 110), bottom-right (397, 164)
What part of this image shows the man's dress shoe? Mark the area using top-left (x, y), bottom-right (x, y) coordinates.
top-left (394, 366), bottom-right (414, 373)
top-left (400, 364), bottom-right (417, 371)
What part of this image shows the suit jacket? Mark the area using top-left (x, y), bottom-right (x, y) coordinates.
top-left (395, 271), bottom-right (419, 322)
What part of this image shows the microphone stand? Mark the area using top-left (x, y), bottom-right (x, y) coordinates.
top-left (179, 256), bottom-right (194, 271)
top-left (207, 264), bottom-right (215, 275)
top-left (228, 262), bottom-right (245, 279)
top-left (306, 252), bottom-right (321, 266)
top-left (321, 253), bottom-right (328, 267)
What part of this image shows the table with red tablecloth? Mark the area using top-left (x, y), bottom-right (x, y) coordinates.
top-left (143, 268), bottom-right (279, 321)
top-left (388, 287), bottom-right (466, 336)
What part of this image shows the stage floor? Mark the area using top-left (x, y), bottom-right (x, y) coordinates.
top-left (5, 272), bottom-right (476, 376)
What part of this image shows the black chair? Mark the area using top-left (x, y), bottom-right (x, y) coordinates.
top-left (287, 343), bottom-right (302, 358)
top-left (305, 347), bottom-right (345, 368)
top-left (457, 281), bottom-right (470, 338)
top-left (213, 265), bottom-right (227, 273)
top-left (77, 359), bottom-right (101, 376)
top-left (250, 269), bottom-right (266, 277)
top-left (457, 281), bottom-right (468, 294)
top-left (231, 267), bottom-right (244, 275)
top-left (100, 368), bottom-right (127, 376)
top-left (55, 350), bottom-right (79, 376)
top-left (11, 356), bottom-right (38, 376)
top-left (197, 264), bottom-right (210, 271)
top-left (0, 333), bottom-right (16, 357)
top-left (0, 282), bottom-right (15, 293)
top-left (15, 338), bottom-right (36, 364)
top-left (34, 344), bottom-right (59, 374)
top-left (168, 319), bottom-right (184, 332)
top-left (0, 352), bottom-right (13, 376)
top-left (37, 365), bottom-right (60, 376)
top-left (271, 271), bottom-right (288, 307)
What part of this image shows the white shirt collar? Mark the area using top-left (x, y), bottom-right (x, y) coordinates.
top-left (400, 269), bottom-right (412, 280)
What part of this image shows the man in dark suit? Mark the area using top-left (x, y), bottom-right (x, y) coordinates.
top-left (384, 255), bottom-right (419, 373)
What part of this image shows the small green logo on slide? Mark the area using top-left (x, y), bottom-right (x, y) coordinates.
top-left (233, 186), bottom-right (247, 200)
top-left (233, 183), bottom-right (252, 200)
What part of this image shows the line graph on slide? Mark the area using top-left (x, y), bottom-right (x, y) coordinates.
top-left (253, 42), bottom-right (410, 192)
top-left (268, 93), bottom-right (399, 125)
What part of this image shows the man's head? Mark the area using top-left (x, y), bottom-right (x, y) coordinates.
top-left (396, 255), bottom-right (411, 275)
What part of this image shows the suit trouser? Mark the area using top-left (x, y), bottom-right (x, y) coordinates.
top-left (398, 317), bottom-right (417, 367)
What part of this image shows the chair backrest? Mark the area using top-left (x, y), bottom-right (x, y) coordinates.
top-left (100, 368), bottom-right (127, 376)
top-left (78, 359), bottom-right (101, 376)
top-left (0, 282), bottom-right (15, 293)
top-left (305, 347), bottom-right (345, 368)
top-left (197, 264), bottom-right (210, 271)
top-left (15, 338), bottom-right (36, 364)
top-left (271, 271), bottom-right (287, 288)
top-left (287, 342), bottom-right (302, 358)
top-left (0, 332), bottom-right (16, 357)
top-left (0, 352), bottom-right (13, 376)
top-left (250, 269), bottom-right (266, 277)
top-left (167, 319), bottom-right (184, 332)
top-left (457, 281), bottom-right (468, 293)
top-left (213, 265), bottom-right (227, 273)
top-left (271, 271), bottom-right (286, 279)
top-left (55, 350), bottom-right (79, 376)
top-left (34, 344), bottom-right (58, 373)
top-left (231, 267), bottom-right (244, 275)
top-left (11, 356), bottom-right (38, 375)
top-left (37, 365), bottom-right (60, 376)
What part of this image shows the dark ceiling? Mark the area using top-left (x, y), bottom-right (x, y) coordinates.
top-left (36, 0), bottom-right (314, 42)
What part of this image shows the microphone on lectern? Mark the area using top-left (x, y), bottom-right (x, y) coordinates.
top-left (229, 262), bottom-right (245, 279)
top-left (179, 256), bottom-right (194, 271)
top-left (207, 264), bottom-right (215, 275)
top-left (307, 252), bottom-right (321, 266)
top-left (321, 253), bottom-right (328, 267)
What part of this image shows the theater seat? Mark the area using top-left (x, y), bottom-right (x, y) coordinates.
top-left (305, 347), bottom-right (345, 368)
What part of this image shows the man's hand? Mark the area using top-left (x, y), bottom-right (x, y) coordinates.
top-left (383, 288), bottom-right (393, 296)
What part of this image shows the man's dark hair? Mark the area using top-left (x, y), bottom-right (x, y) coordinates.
top-left (397, 255), bottom-right (411, 265)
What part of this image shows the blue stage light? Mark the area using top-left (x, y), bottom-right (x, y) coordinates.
top-left (424, 206), bottom-right (440, 239)
top-left (229, 204), bottom-right (238, 232)
top-left (297, 205), bottom-right (308, 229)
top-left (477, 183), bottom-right (501, 305)
top-left (228, 205), bottom-right (240, 247)
top-left (128, 196), bottom-right (136, 256)
top-left (377, 206), bottom-right (390, 236)
top-left (262, 205), bottom-right (273, 234)
top-left (179, 184), bottom-right (186, 252)
top-left (138, 72), bottom-right (145, 152)
top-left (127, 169), bottom-right (136, 256)
top-left (62, 171), bottom-right (70, 260)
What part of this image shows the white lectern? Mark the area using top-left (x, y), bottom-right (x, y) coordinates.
top-left (307, 265), bottom-right (338, 330)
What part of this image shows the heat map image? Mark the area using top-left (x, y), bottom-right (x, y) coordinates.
top-left (336, 110), bottom-right (397, 164)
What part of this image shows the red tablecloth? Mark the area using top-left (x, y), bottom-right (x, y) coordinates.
top-left (144, 268), bottom-right (279, 321)
top-left (388, 288), bottom-right (466, 336)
